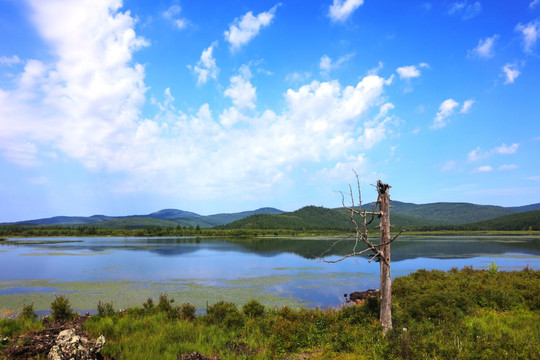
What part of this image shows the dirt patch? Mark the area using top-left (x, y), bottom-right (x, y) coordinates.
top-left (0, 315), bottom-right (96, 359)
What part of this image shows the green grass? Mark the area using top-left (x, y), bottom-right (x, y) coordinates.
top-left (2, 267), bottom-right (537, 359)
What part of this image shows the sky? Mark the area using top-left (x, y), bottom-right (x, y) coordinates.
top-left (0, 0), bottom-right (539, 222)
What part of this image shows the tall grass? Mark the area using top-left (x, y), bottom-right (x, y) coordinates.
top-left (1, 268), bottom-right (538, 359)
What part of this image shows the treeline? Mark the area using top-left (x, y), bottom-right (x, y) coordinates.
top-left (0, 224), bottom-right (341, 238)
top-left (413, 210), bottom-right (540, 232)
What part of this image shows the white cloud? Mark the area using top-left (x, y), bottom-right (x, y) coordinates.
top-left (0, 0), bottom-right (148, 168)
top-left (531, 0), bottom-right (540, 9)
top-left (224, 5), bottom-right (279, 51)
top-left (468, 35), bottom-right (499, 58)
top-left (494, 143), bottom-right (519, 154)
top-left (468, 143), bottom-right (519, 162)
top-left (431, 99), bottom-right (459, 129)
top-left (285, 71), bottom-right (312, 83)
top-left (396, 65), bottom-right (421, 79)
top-left (192, 42), bottom-right (219, 85)
top-left (516, 20), bottom-right (540, 53)
top-left (319, 53), bottom-right (355, 75)
top-left (476, 165), bottom-right (493, 173)
top-left (224, 65), bottom-right (256, 110)
top-left (0, 0), bottom-right (397, 203)
top-left (0, 55), bottom-right (22, 66)
top-left (502, 63), bottom-right (520, 84)
top-left (448, 1), bottom-right (481, 20)
top-left (461, 99), bottom-right (475, 113)
top-left (467, 147), bottom-right (487, 162)
top-left (162, 4), bottom-right (188, 29)
top-left (329, 0), bottom-right (364, 22)
top-left (498, 164), bottom-right (518, 171)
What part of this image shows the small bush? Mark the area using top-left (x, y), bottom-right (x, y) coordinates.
top-left (242, 300), bottom-right (265, 318)
top-left (488, 261), bottom-right (499, 274)
top-left (50, 295), bottom-right (75, 322)
top-left (142, 297), bottom-right (154, 313)
top-left (97, 301), bottom-right (115, 317)
top-left (205, 301), bottom-right (244, 329)
top-left (157, 293), bottom-right (174, 313)
top-left (179, 303), bottom-right (196, 321)
top-left (19, 302), bottom-right (37, 322)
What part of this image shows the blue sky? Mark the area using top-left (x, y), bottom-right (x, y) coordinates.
top-left (0, 0), bottom-right (539, 221)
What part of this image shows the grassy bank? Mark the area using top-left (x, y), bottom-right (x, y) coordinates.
top-left (1, 267), bottom-right (538, 359)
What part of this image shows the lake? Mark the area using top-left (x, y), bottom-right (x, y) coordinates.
top-left (1, 235), bottom-right (539, 313)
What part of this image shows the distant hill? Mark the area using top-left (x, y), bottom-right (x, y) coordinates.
top-left (16, 215), bottom-right (114, 226)
top-left (3, 202), bottom-right (538, 231)
top-left (221, 206), bottom-right (436, 231)
top-left (4, 208), bottom-right (284, 229)
top-left (388, 201), bottom-right (516, 225)
top-left (458, 210), bottom-right (540, 231)
top-left (149, 209), bottom-right (201, 220)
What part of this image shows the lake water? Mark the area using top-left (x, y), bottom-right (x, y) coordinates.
top-left (1, 235), bottom-right (539, 312)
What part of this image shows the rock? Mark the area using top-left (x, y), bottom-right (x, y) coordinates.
top-left (178, 352), bottom-right (220, 360)
top-left (346, 289), bottom-right (379, 303)
top-left (48, 328), bottom-right (105, 360)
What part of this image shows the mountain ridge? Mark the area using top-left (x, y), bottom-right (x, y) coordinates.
top-left (2, 202), bottom-right (539, 229)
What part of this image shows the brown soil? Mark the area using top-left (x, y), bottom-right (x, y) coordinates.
top-left (1, 315), bottom-right (91, 359)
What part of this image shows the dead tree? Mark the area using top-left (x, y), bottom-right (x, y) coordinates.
top-left (321, 175), bottom-right (398, 333)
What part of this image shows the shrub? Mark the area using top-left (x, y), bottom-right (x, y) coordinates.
top-left (142, 297), bottom-right (154, 313)
top-left (242, 300), bottom-right (265, 318)
top-left (97, 301), bottom-right (115, 317)
top-left (157, 293), bottom-right (174, 313)
top-left (488, 261), bottom-right (499, 274)
top-left (205, 301), bottom-right (244, 329)
top-left (179, 303), bottom-right (196, 321)
top-left (50, 295), bottom-right (75, 322)
top-left (19, 302), bottom-right (37, 322)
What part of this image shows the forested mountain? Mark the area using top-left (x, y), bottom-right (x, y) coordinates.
top-left (221, 206), bottom-right (436, 231)
top-left (3, 201), bottom-right (538, 231)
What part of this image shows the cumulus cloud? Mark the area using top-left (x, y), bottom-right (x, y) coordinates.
top-left (162, 4), bottom-right (188, 29)
top-left (431, 99), bottom-right (459, 129)
top-left (431, 98), bottom-right (474, 129)
top-left (448, 1), bottom-right (481, 20)
top-left (0, 0), bottom-right (397, 203)
top-left (191, 42), bottom-right (219, 85)
top-left (468, 143), bottom-right (519, 162)
top-left (396, 63), bottom-right (428, 80)
top-left (476, 165), bottom-right (493, 173)
top-left (328, 0), bottom-right (365, 22)
top-left (319, 53), bottom-right (355, 75)
top-left (0, 55), bottom-right (22, 66)
top-left (224, 5), bottom-right (279, 51)
top-left (461, 99), bottom-right (475, 113)
top-left (468, 35), bottom-right (499, 58)
top-left (224, 65), bottom-right (256, 110)
top-left (0, 0), bottom-right (148, 168)
top-left (516, 20), bottom-right (539, 53)
top-left (502, 63), bottom-right (520, 84)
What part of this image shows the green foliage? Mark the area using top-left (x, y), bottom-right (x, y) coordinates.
top-left (19, 302), bottom-right (38, 322)
top-left (3, 268), bottom-right (539, 359)
top-left (204, 301), bottom-right (245, 329)
top-left (50, 294), bottom-right (75, 322)
top-left (157, 293), bottom-right (174, 313)
top-left (179, 303), bottom-right (196, 321)
top-left (488, 261), bottom-right (499, 274)
top-left (242, 300), bottom-right (265, 318)
top-left (97, 300), bottom-right (114, 317)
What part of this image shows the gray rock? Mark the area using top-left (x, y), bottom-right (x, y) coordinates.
top-left (48, 328), bottom-right (105, 360)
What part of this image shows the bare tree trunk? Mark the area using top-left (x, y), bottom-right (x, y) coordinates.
top-left (377, 180), bottom-right (392, 332)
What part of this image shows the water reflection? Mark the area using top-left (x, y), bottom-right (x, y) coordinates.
top-left (1, 235), bottom-right (538, 309)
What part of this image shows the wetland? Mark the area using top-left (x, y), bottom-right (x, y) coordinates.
top-left (1, 235), bottom-right (539, 313)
